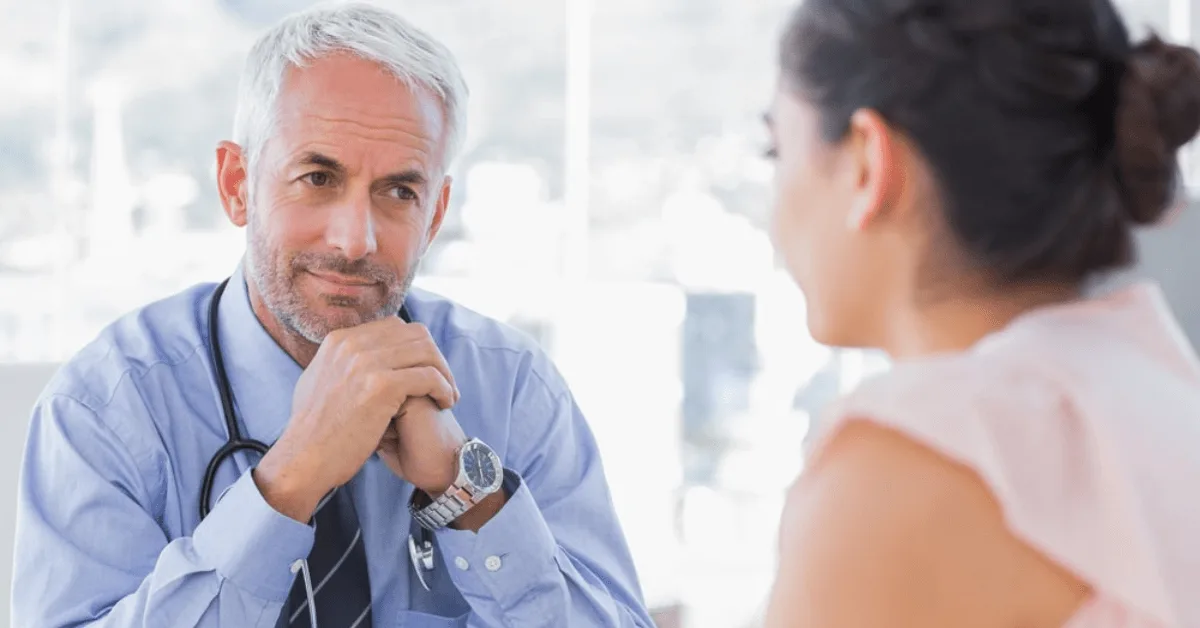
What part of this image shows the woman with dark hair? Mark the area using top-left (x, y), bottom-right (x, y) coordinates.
top-left (762, 0), bottom-right (1200, 626)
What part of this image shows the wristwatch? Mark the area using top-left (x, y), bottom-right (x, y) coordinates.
top-left (409, 438), bottom-right (505, 530)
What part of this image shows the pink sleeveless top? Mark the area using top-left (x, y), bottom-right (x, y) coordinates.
top-left (809, 282), bottom-right (1200, 627)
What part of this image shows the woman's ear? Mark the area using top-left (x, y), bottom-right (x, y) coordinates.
top-left (844, 109), bottom-right (898, 232)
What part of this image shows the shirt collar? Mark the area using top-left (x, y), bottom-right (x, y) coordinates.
top-left (214, 263), bottom-right (303, 445)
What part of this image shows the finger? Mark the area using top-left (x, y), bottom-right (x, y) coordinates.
top-left (324, 319), bottom-right (461, 405)
top-left (328, 320), bottom-right (454, 385)
top-left (399, 394), bottom-right (441, 418)
top-left (323, 317), bottom-right (418, 358)
top-left (388, 365), bottom-right (456, 410)
top-left (344, 317), bottom-right (429, 345)
top-left (360, 338), bottom-right (458, 400)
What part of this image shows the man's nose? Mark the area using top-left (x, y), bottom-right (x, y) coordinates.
top-left (325, 194), bottom-right (378, 261)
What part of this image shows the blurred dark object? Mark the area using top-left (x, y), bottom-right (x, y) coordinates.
top-left (680, 291), bottom-right (758, 483)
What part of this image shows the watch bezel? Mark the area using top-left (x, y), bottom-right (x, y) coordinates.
top-left (459, 439), bottom-right (504, 495)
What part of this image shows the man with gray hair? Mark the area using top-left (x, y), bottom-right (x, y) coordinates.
top-left (12, 3), bottom-right (653, 626)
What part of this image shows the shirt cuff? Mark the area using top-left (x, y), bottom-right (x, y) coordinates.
top-left (434, 470), bottom-right (557, 602)
top-left (192, 468), bottom-right (315, 601)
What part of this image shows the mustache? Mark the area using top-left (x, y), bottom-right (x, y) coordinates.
top-left (292, 253), bottom-right (398, 285)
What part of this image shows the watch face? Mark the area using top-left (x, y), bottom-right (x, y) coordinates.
top-left (462, 441), bottom-right (499, 489)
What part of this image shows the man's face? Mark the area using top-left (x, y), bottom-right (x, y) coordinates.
top-left (235, 53), bottom-right (452, 344)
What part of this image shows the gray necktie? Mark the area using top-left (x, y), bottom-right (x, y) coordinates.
top-left (278, 486), bottom-right (373, 627)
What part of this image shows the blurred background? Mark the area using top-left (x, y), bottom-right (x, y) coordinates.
top-left (0, 0), bottom-right (1197, 626)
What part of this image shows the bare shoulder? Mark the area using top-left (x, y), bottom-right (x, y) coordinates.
top-left (764, 419), bottom-right (1089, 628)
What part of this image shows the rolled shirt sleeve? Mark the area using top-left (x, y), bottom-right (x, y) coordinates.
top-left (192, 469), bottom-right (316, 601)
top-left (434, 471), bottom-right (560, 603)
top-left (13, 393), bottom-right (312, 627)
top-left (430, 357), bottom-right (655, 627)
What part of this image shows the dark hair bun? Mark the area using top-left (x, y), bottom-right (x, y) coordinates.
top-left (1115, 35), bottom-right (1200, 225)
top-left (781, 0), bottom-right (1200, 282)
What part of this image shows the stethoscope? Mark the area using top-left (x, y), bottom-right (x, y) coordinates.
top-left (199, 277), bottom-right (439, 627)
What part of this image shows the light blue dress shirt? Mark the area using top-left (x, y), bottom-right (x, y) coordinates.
top-left (13, 266), bottom-right (653, 627)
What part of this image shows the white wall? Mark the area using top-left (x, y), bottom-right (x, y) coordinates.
top-left (0, 363), bottom-right (58, 624)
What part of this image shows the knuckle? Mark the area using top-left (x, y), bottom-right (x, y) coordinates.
top-left (345, 351), bottom-right (366, 376)
top-left (363, 371), bottom-right (386, 397)
top-left (327, 332), bottom-right (356, 361)
top-left (409, 322), bottom-right (431, 340)
top-left (343, 331), bottom-right (366, 353)
top-left (429, 367), bottom-right (450, 392)
top-left (417, 366), bottom-right (437, 388)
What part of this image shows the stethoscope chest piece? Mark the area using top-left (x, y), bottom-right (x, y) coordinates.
top-left (408, 528), bottom-right (435, 592)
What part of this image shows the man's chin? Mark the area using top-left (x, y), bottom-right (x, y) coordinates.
top-left (317, 306), bottom-right (382, 329)
top-left (285, 303), bottom-right (383, 343)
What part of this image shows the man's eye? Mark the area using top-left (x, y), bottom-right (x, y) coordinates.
top-left (303, 172), bottom-right (332, 187)
top-left (390, 186), bottom-right (418, 201)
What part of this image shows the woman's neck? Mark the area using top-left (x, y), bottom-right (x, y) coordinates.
top-left (882, 281), bottom-right (1081, 359)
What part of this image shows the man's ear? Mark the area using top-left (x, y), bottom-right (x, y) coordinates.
top-left (425, 175), bottom-right (453, 247)
top-left (216, 141), bottom-right (250, 227)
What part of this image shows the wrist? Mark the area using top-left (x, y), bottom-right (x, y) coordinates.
top-left (410, 438), bottom-right (467, 496)
top-left (411, 484), bottom-right (508, 533)
top-left (409, 440), bottom-right (507, 532)
top-left (254, 449), bottom-right (324, 523)
top-left (417, 462), bottom-right (458, 497)
top-left (448, 487), bottom-right (508, 532)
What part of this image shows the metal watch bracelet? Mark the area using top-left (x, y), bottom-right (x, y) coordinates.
top-left (409, 485), bottom-right (478, 530)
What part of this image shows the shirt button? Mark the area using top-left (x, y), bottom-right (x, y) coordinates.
top-left (484, 556), bottom-right (502, 572)
top-left (454, 557), bottom-right (470, 571)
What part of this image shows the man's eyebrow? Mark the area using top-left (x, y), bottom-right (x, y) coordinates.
top-left (379, 169), bottom-right (429, 188)
top-left (298, 152), bottom-right (345, 172)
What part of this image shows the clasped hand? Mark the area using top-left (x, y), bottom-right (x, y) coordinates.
top-left (254, 317), bottom-right (467, 522)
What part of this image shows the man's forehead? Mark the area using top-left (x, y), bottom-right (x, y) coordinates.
top-left (272, 53), bottom-right (447, 154)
